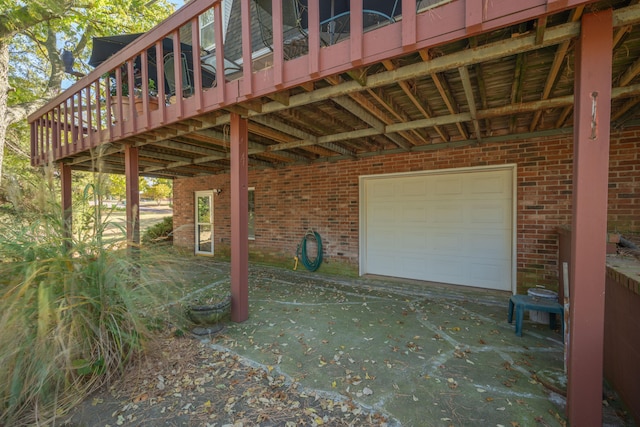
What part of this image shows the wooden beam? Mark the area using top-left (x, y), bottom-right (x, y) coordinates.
top-left (430, 69), bottom-right (469, 139)
top-left (555, 105), bottom-right (573, 128)
top-left (612, 97), bottom-right (640, 127)
top-left (367, 87), bottom-right (429, 144)
top-left (251, 116), bottom-right (318, 143)
top-left (326, 74), bottom-right (420, 147)
top-left (332, 96), bottom-right (412, 150)
top-left (510, 52), bottom-right (525, 133)
top-left (258, 19), bottom-right (586, 118)
top-left (468, 38), bottom-right (492, 135)
top-left (535, 16), bottom-right (548, 44)
top-left (346, 68), bottom-right (367, 86)
top-left (400, 80), bottom-right (449, 141)
top-left (153, 139), bottom-right (223, 156)
top-left (611, 96), bottom-right (640, 121)
top-left (383, 59), bottom-right (443, 139)
top-left (618, 55), bottom-right (640, 87)
top-left (266, 90), bottom-right (290, 106)
top-left (248, 122), bottom-right (297, 143)
top-left (458, 66), bottom-right (482, 141)
top-left (530, 6), bottom-right (585, 132)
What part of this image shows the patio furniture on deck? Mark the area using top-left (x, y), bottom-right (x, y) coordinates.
top-left (507, 294), bottom-right (564, 337)
top-left (164, 52), bottom-right (194, 98)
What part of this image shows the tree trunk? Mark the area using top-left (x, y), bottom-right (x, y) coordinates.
top-left (0, 40), bottom-right (9, 185)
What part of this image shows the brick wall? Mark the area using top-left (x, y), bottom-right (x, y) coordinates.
top-left (173, 128), bottom-right (640, 289)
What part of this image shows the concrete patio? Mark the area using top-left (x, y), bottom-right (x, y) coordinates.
top-left (189, 262), bottom-right (633, 426)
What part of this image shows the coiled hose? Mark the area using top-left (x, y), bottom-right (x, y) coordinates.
top-left (296, 230), bottom-right (323, 272)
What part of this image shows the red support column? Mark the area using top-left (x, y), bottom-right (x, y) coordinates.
top-left (124, 145), bottom-right (140, 245)
top-left (568, 10), bottom-right (612, 426)
top-left (230, 113), bottom-right (249, 322)
top-left (60, 162), bottom-right (72, 246)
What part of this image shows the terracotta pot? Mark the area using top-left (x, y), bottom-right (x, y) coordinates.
top-left (133, 96), bottom-right (159, 115)
top-left (111, 96), bottom-right (159, 121)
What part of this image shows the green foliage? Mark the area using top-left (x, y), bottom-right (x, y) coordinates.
top-left (0, 170), bottom-right (183, 425)
top-left (142, 215), bottom-right (173, 245)
top-left (144, 178), bottom-right (172, 205)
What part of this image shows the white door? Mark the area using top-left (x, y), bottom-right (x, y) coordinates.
top-left (360, 166), bottom-right (515, 291)
top-left (195, 191), bottom-right (214, 255)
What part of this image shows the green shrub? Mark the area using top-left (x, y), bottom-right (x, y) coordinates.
top-left (0, 172), bottom-right (182, 426)
top-left (142, 216), bottom-right (173, 244)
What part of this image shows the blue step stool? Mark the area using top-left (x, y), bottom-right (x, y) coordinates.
top-left (508, 294), bottom-right (564, 337)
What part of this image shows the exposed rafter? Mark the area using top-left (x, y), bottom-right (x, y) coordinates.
top-left (458, 66), bottom-right (482, 141)
top-left (530, 6), bottom-right (585, 132)
top-left (331, 95), bottom-right (412, 150)
top-left (429, 67), bottom-right (469, 139)
top-left (382, 59), bottom-right (449, 142)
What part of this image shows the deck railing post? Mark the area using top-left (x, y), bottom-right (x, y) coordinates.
top-left (272, 0), bottom-right (284, 87)
top-left (241, 0), bottom-right (253, 96)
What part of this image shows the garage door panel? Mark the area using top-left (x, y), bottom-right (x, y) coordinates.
top-left (401, 179), bottom-right (428, 197)
top-left (369, 202), bottom-right (396, 224)
top-left (368, 227), bottom-right (397, 246)
top-left (428, 255), bottom-right (465, 283)
top-left (370, 181), bottom-right (396, 198)
top-left (470, 174), bottom-right (509, 195)
top-left (431, 232), bottom-right (464, 254)
top-left (469, 202), bottom-right (509, 225)
top-left (466, 260), bottom-right (511, 288)
top-left (402, 232), bottom-right (429, 252)
top-left (402, 203), bottom-right (429, 223)
top-left (467, 232), bottom-right (511, 258)
top-left (362, 168), bottom-right (513, 291)
top-left (434, 176), bottom-right (463, 196)
top-left (433, 204), bottom-right (465, 224)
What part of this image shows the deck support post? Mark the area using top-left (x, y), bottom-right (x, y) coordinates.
top-left (568, 10), bottom-right (612, 426)
top-left (60, 162), bottom-right (72, 248)
top-left (230, 113), bottom-right (249, 323)
top-left (124, 144), bottom-right (140, 246)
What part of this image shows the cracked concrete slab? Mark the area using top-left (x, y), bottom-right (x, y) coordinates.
top-left (194, 264), bottom-right (585, 426)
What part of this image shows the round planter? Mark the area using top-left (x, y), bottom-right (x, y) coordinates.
top-left (187, 294), bottom-right (231, 326)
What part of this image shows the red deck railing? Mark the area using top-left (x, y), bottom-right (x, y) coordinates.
top-left (28, 0), bottom-right (590, 168)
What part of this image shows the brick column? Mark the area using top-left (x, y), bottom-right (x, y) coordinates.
top-left (568, 10), bottom-right (612, 426)
top-left (230, 113), bottom-right (249, 322)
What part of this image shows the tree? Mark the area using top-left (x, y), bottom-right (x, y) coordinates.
top-left (0, 0), bottom-right (175, 187)
top-left (145, 178), bottom-right (172, 205)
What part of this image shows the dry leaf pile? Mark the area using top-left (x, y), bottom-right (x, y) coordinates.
top-left (66, 328), bottom-right (388, 426)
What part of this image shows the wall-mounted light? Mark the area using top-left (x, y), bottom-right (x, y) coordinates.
top-left (213, 189), bottom-right (222, 195)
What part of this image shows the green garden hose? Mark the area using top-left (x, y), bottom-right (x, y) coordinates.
top-left (296, 230), bottom-right (323, 272)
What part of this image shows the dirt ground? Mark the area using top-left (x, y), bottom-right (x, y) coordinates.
top-left (63, 328), bottom-right (389, 427)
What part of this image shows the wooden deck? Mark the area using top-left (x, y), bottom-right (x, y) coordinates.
top-left (29, 0), bottom-right (640, 178)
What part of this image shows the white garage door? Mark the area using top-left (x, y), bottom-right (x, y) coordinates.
top-left (360, 167), bottom-right (514, 291)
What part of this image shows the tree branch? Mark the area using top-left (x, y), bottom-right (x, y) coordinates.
top-left (0, 1), bottom-right (77, 38)
top-left (6, 25), bottom-right (65, 126)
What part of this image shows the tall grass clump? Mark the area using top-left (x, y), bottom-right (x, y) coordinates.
top-left (0, 169), bottom-right (182, 425)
